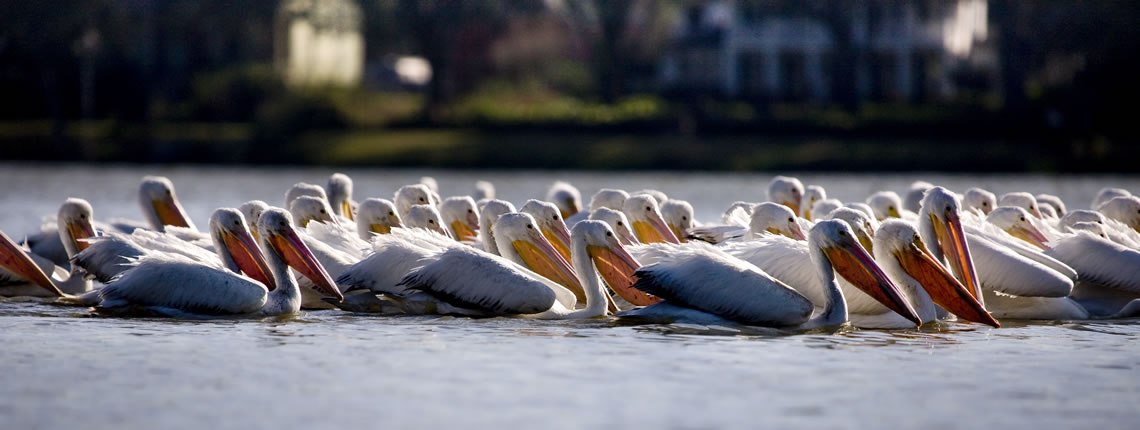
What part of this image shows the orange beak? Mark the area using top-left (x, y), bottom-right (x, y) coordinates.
top-left (268, 227), bottom-right (342, 301)
top-left (152, 197), bottom-right (193, 229)
top-left (222, 228), bottom-right (276, 291)
top-left (896, 243), bottom-right (999, 327)
top-left (824, 242), bottom-right (921, 327)
top-left (589, 242), bottom-right (659, 307)
top-left (931, 213), bottom-right (982, 300)
top-left (66, 220), bottom-right (97, 252)
top-left (513, 233), bottom-right (584, 303)
top-left (0, 231), bottom-right (65, 297)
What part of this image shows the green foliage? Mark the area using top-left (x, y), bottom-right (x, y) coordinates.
top-left (442, 81), bottom-right (668, 125)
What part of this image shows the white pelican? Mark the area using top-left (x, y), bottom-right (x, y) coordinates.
top-left (354, 198), bottom-right (402, 239)
top-left (1092, 187), bottom-right (1131, 210)
top-left (0, 199), bottom-right (97, 297)
top-left (622, 195), bottom-right (680, 244)
top-left (520, 199), bottom-right (574, 260)
top-left (568, 188), bottom-right (629, 227)
top-left (1047, 231), bottom-right (1140, 318)
top-left (844, 202), bottom-right (876, 221)
top-left (631, 189), bottom-right (668, 205)
top-left (284, 182), bottom-right (327, 209)
top-left (477, 199), bottom-right (515, 255)
top-left (809, 199), bottom-right (842, 222)
top-left (289, 195), bottom-right (338, 228)
top-left (400, 220), bottom-right (633, 319)
top-left (985, 207), bottom-right (1051, 250)
top-left (621, 220), bottom-right (921, 328)
top-left (1059, 210), bottom-right (1140, 249)
top-left (660, 199), bottom-right (694, 242)
top-left (824, 208), bottom-right (876, 253)
top-left (688, 202), bottom-right (801, 244)
top-left (395, 184), bottom-right (436, 217)
top-left (767, 176), bottom-right (804, 215)
top-left (327, 173), bottom-right (357, 221)
top-left (239, 200), bottom-right (269, 238)
top-left (799, 185), bottom-right (826, 220)
top-left (866, 191), bottom-right (904, 221)
top-left (335, 224), bottom-right (459, 301)
top-left (963, 188), bottom-right (996, 215)
top-left (547, 181), bottom-right (582, 219)
top-left (492, 212), bottom-right (586, 302)
top-left (405, 204), bottom-right (452, 238)
top-left (903, 181), bottom-right (933, 214)
top-left (589, 207), bottom-right (639, 246)
top-left (1097, 196), bottom-right (1140, 232)
top-left (474, 180), bottom-right (496, 201)
top-left (439, 196), bottom-right (480, 242)
top-left (998, 192), bottom-right (1043, 218)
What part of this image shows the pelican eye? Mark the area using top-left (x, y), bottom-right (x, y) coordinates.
top-left (681, 216), bottom-right (688, 221)
top-left (606, 232), bottom-right (613, 237)
top-left (320, 209), bottom-right (326, 214)
top-left (888, 206), bottom-right (894, 211)
top-left (617, 221), bottom-right (623, 226)
top-left (419, 198), bottom-right (425, 202)
top-left (389, 212), bottom-right (395, 216)
top-left (838, 231), bottom-right (846, 236)
top-left (787, 217), bottom-right (793, 222)
top-left (80, 214), bottom-right (87, 219)
top-left (428, 219), bottom-right (434, 224)
top-left (553, 216), bottom-right (559, 221)
top-left (526, 224), bottom-right (533, 229)
top-left (468, 209), bottom-right (473, 214)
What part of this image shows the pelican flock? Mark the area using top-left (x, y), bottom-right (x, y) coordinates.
top-left (2, 171), bottom-right (1139, 330)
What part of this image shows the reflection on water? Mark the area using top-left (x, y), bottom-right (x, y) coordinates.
top-left (1, 165), bottom-right (1139, 429)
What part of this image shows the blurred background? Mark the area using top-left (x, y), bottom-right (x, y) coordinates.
top-left (0, 0), bottom-right (1136, 172)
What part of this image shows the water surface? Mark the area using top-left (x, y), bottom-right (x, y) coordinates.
top-left (1, 164), bottom-right (1138, 429)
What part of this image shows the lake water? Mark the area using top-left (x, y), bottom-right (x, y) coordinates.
top-left (1, 163), bottom-right (1138, 430)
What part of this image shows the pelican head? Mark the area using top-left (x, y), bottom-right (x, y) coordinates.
top-left (520, 199), bottom-right (574, 260)
top-left (327, 173), bottom-right (355, 220)
top-left (866, 191), bottom-right (902, 220)
top-left (420, 176), bottom-right (440, 194)
top-left (767, 176), bottom-right (804, 215)
top-left (963, 188), bottom-right (996, 215)
top-left (1060, 210), bottom-right (1105, 230)
top-left (589, 207), bottom-right (639, 246)
top-left (1036, 194), bottom-right (1066, 217)
top-left (356, 198), bottom-right (402, 238)
top-left (139, 176), bottom-right (195, 232)
top-left (919, 187), bottom-right (981, 300)
top-left (1098, 196), bottom-right (1140, 232)
top-left (478, 199), bottom-right (516, 255)
top-left (873, 220), bottom-right (998, 327)
top-left (800, 185), bottom-right (826, 219)
top-left (283, 182), bottom-right (327, 209)
top-left (998, 192), bottom-right (1042, 219)
top-left (238, 200), bottom-right (268, 242)
top-left (825, 207), bottom-right (876, 255)
top-left (589, 189), bottom-right (629, 212)
top-left (660, 199), bottom-right (694, 243)
top-left (631, 189), bottom-right (669, 206)
top-left (547, 181), bottom-right (582, 219)
top-left (748, 202), bottom-right (804, 240)
top-left (395, 184), bottom-right (435, 217)
top-left (810, 199), bottom-right (841, 222)
top-left (288, 195), bottom-right (336, 228)
top-left (56, 198), bottom-right (97, 257)
top-left (209, 208), bottom-right (274, 290)
top-left (440, 196), bottom-right (480, 242)
top-left (809, 220), bottom-right (921, 327)
top-left (904, 181), bottom-right (934, 214)
top-left (622, 195), bottom-right (680, 245)
top-left (1069, 221), bottom-right (1108, 239)
top-left (494, 212), bottom-right (582, 297)
top-left (844, 202), bottom-right (876, 221)
top-left (257, 209), bottom-right (342, 301)
top-left (1093, 187), bottom-right (1131, 210)
top-left (405, 204), bottom-right (450, 238)
top-left (572, 220), bottom-right (644, 307)
top-left (474, 180), bottom-right (496, 200)
top-left (1039, 204), bottom-right (1057, 218)
top-left (986, 207), bottom-right (1051, 250)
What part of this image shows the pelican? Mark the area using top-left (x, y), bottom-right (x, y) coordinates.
top-left (477, 199), bottom-right (516, 255)
top-left (660, 199), bottom-right (694, 242)
top-left (568, 188), bottom-right (629, 227)
top-left (474, 180), bottom-right (496, 201)
top-left (1092, 187), bottom-right (1131, 210)
top-left (799, 185), bottom-right (826, 220)
top-left (722, 201), bottom-right (756, 226)
top-left (903, 181), bottom-right (933, 214)
top-left (767, 176), bottom-right (804, 215)
top-left (239, 200), bottom-right (269, 238)
top-left (844, 202), bottom-right (876, 221)
top-left (809, 199), bottom-right (842, 222)
top-left (334, 217), bottom-right (461, 301)
top-left (631, 189), bottom-right (668, 206)
top-left (866, 191), bottom-right (904, 221)
top-left (1060, 210), bottom-right (1140, 249)
top-left (620, 220), bottom-right (921, 328)
top-left (520, 199), bottom-right (573, 260)
top-left (998, 192), bottom-right (1043, 218)
top-left (395, 184), bottom-right (436, 217)
top-left (547, 181), bottom-right (582, 219)
top-left (622, 195), bottom-right (680, 244)
top-left (400, 220), bottom-right (633, 319)
top-left (589, 207), bottom-right (639, 246)
top-left (439, 196), bottom-right (480, 242)
top-left (1047, 231), bottom-right (1140, 318)
top-left (327, 173), bottom-right (357, 221)
top-left (405, 204), bottom-right (452, 238)
top-left (1097, 196), bottom-right (1140, 233)
top-left (963, 188), bottom-right (996, 215)
top-left (688, 202), bottom-right (801, 244)
top-left (354, 198), bottom-right (402, 239)
top-left (289, 195), bottom-right (338, 228)
top-left (493, 213), bottom-right (586, 302)
top-left (0, 199), bottom-right (97, 297)
top-left (284, 182), bottom-right (327, 209)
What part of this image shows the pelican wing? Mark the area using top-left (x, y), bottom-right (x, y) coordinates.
top-left (1047, 232), bottom-right (1140, 294)
top-left (631, 247), bottom-right (813, 326)
top-left (687, 224), bottom-right (746, 244)
top-left (400, 246), bottom-right (557, 315)
top-left (71, 233), bottom-right (149, 283)
top-left (124, 229), bottom-right (222, 267)
top-left (720, 237), bottom-right (827, 307)
top-left (964, 216), bottom-right (1077, 280)
top-left (967, 234), bottom-right (1073, 297)
top-left (305, 221), bottom-right (369, 259)
top-left (98, 254), bottom-right (268, 314)
top-left (338, 239), bottom-right (436, 296)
